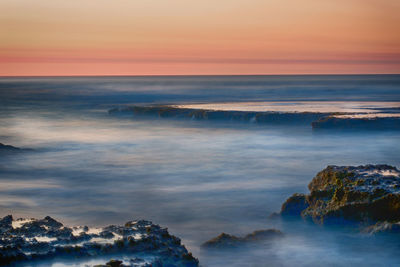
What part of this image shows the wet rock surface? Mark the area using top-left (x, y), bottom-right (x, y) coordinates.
top-left (93, 258), bottom-right (152, 267)
top-left (109, 106), bottom-right (328, 126)
top-left (312, 116), bottom-right (400, 130)
top-left (0, 215), bottom-right (198, 266)
top-left (110, 105), bottom-right (400, 130)
top-left (281, 164), bottom-right (400, 230)
top-left (201, 229), bottom-right (283, 250)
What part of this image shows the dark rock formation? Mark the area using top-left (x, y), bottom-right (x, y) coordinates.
top-left (280, 164), bottom-right (400, 229)
top-left (0, 215), bottom-right (198, 266)
top-left (94, 257), bottom-right (176, 267)
top-left (110, 105), bottom-right (400, 130)
top-left (0, 143), bottom-right (21, 151)
top-left (312, 116), bottom-right (400, 131)
top-left (94, 259), bottom-right (124, 267)
top-left (280, 193), bottom-right (309, 217)
top-left (201, 233), bottom-right (241, 249)
top-left (109, 105), bottom-right (329, 126)
top-left (0, 143), bottom-right (33, 154)
top-left (201, 229), bottom-right (283, 250)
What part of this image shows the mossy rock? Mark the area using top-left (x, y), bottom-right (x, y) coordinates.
top-left (280, 165), bottom-right (400, 227)
top-left (281, 193), bottom-right (309, 216)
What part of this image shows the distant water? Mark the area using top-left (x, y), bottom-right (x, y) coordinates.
top-left (1, 75), bottom-right (400, 266)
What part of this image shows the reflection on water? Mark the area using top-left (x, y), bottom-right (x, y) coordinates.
top-left (1, 75), bottom-right (400, 266)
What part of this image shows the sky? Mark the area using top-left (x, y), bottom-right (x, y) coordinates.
top-left (0, 0), bottom-right (399, 76)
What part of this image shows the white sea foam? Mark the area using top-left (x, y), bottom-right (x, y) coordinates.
top-left (12, 218), bottom-right (33, 229)
top-left (332, 114), bottom-right (400, 119)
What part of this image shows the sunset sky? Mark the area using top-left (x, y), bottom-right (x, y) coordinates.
top-left (1, 0), bottom-right (399, 76)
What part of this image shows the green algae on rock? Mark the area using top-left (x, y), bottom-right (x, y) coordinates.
top-left (281, 165), bottom-right (400, 228)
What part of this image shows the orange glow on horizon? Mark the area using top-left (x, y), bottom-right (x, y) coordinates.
top-left (0, 0), bottom-right (399, 76)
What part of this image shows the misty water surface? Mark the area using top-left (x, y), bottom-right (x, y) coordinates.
top-left (1, 75), bottom-right (400, 266)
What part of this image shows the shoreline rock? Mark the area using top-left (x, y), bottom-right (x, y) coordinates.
top-left (0, 215), bottom-right (198, 266)
top-left (201, 229), bottom-right (283, 250)
top-left (280, 164), bottom-right (400, 231)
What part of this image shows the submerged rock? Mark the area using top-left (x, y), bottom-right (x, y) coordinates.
top-left (93, 257), bottom-right (179, 267)
top-left (0, 215), bottom-right (198, 266)
top-left (281, 164), bottom-right (400, 228)
top-left (201, 233), bottom-right (241, 249)
top-left (0, 143), bottom-right (21, 151)
top-left (201, 229), bottom-right (283, 250)
top-left (0, 142), bottom-right (32, 153)
top-left (94, 259), bottom-right (124, 267)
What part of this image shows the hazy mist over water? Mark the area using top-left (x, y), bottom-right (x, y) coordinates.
top-left (1, 75), bottom-right (400, 266)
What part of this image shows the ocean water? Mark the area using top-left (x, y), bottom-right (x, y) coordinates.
top-left (1, 75), bottom-right (400, 266)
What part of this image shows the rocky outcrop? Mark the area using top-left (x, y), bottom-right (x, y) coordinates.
top-left (110, 105), bottom-right (400, 130)
top-left (0, 215), bottom-right (198, 266)
top-left (109, 106), bottom-right (328, 126)
top-left (280, 164), bottom-right (400, 229)
top-left (312, 116), bottom-right (400, 130)
top-left (108, 105), bottom-right (400, 130)
top-left (201, 229), bottom-right (283, 250)
top-left (94, 257), bottom-right (179, 267)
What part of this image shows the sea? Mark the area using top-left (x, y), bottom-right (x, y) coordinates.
top-left (1, 75), bottom-right (400, 266)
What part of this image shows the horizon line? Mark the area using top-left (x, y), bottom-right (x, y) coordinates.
top-left (1, 73), bottom-right (400, 78)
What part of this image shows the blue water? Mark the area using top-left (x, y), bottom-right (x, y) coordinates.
top-left (1, 75), bottom-right (400, 266)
